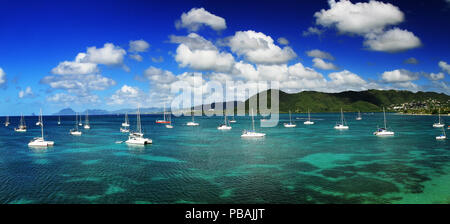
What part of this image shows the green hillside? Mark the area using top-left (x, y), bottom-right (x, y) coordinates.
top-left (244, 89), bottom-right (450, 114)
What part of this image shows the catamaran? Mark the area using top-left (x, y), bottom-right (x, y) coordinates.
top-left (70, 113), bottom-right (82, 136)
top-left (433, 108), bottom-right (445, 128)
top-left (241, 108), bottom-right (265, 138)
top-left (156, 104), bottom-right (170, 124)
top-left (186, 110), bottom-right (199, 126)
top-left (35, 112), bottom-right (42, 126)
top-left (57, 116), bottom-right (61, 125)
top-left (284, 110), bottom-right (296, 128)
top-left (84, 111), bottom-right (90, 129)
top-left (373, 107), bottom-right (394, 136)
top-left (436, 126), bottom-right (446, 140)
top-left (334, 108), bottom-right (349, 129)
top-left (122, 112), bottom-right (130, 127)
top-left (14, 114), bottom-right (27, 132)
top-left (304, 109), bottom-right (314, 125)
top-left (4, 116), bottom-right (10, 127)
top-left (218, 113), bottom-right (232, 130)
top-left (125, 107), bottom-right (152, 145)
top-left (28, 109), bottom-right (54, 147)
top-left (356, 111), bottom-right (362, 120)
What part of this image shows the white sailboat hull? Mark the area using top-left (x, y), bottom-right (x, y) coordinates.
top-left (284, 123), bottom-right (296, 128)
top-left (120, 128), bottom-right (130, 132)
top-left (217, 125), bottom-right (232, 130)
top-left (165, 124), bottom-right (173, 129)
top-left (15, 128), bottom-right (27, 132)
top-left (304, 121), bottom-right (314, 125)
top-left (70, 130), bottom-right (82, 136)
top-left (126, 137), bottom-right (152, 145)
top-left (436, 135), bottom-right (446, 140)
top-left (229, 120), bottom-right (236, 123)
top-left (186, 122), bottom-right (199, 126)
top-left (334, 125), bottom-right (349, 129)
top-left (433, 123), bottom-right (444, 128)
top-left (356, 117), bottom-right (362, 120)
top-left (28, 138), bottom-right (54, 147)
top-left (84, 125), bottom-right (90, 129)
top-left (241, 131), bottom-right (265, 138)
top-left (374, 131), bottom-right (394, 136)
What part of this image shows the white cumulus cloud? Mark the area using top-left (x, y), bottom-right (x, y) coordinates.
top-left (306, 49), bottom-right (335, 60)
top-left (314, 0), bottom-right (404, 35)
top-left (176, 8), bottom-right (226, 32)
top-left (228, 30), bottom-right (296, 65)
top-left (129, 39), bottom-right (150, 53)
top-left (363, 28), bottom-right (421, 53)
top-left (312, 58), bottom-right (338, 70)
top-left (381, 69), bottom-right (419, 83)
top-left (313, 0), bottom-right (420, 53)
top-left (439, 61), bottom-right (450, 74)
top-left (171, 33), bottom-right (235, 72)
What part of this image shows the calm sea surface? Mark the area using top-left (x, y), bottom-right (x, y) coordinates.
top-left (0, 113), bottom-right (448, 204)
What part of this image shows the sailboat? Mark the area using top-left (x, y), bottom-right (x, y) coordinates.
top-left (28, 109), bottom-right (54, 147)
top-left (70, 113), bottom-right (82, 136)
top-left (165, 113), bottom-right (173, 129)
top-left (156, 104), bottom-right (170, 124)
top-left (122, 112), bottom-right (130, 127)
top-left (14, 114), bottom-right (27, 132)
top-left (218, 113), bottom-right (232, 130)
top-left (125, 107), bottom-right (152, 145)
top-left (35, 112), bottom-right (42, 126)
top-left (436, 126), bottom-right (446, 140)
top-left (83, 111), bottom-right (90, 129)
top-left (284, 110), bottom-right (296, 128)
top-left (304, 109), bottom-right (314, 125)
top-left (241, 108), bottom-right (265, 138)
top-left (373, 107), bottom-right (394, 136)
top-left (186, 110), bottom-right (199, 126)
top-left (334, 108), bottom-right (349, 129)
top-left (4, 116), bottom-right (10, 127)
top-left (433, 108), bottom-right (445, 128)
top-left (78, 113), bottom-right (82, 126)
top-left (229, 115), bottom-right (236, 123)
top-left (356, 111), bottom-right (362, 120)
top-left (57, 116), bottom-right (61, 125)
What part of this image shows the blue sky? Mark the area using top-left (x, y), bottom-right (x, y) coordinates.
top-left (0, 0), bottom-right (449, 115)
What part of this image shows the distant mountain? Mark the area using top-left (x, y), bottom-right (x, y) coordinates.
top-left (244, 89), bottom-right (450, 113)
top-left (82, 109), bottom-right (109, 115)
top-left (54, 108), bottom-right (76, 115)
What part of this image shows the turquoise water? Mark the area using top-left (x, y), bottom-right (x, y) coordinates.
top-left (0, 113), bottom-right (448, 204)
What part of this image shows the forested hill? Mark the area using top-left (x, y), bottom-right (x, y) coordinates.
top-left (245, 89), bottom-right (450, 113)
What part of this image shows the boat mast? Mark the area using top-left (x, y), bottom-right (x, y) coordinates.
top-left (85, 111), bottom-right (89, 125)
top-left (40, 109), bottom-right (44, 139)
top-left (75, 113), bottom-right (78, 131)
top-left (383, 107), bottom-right (387, 129)
top-left (438, 108), bottom-right (441, 124)
top-left (251, 108), bottom-right (255, 131)
top-left (341, 108), bottom-right (344, 125)
top-left (308, 109), bottom-right (311, 122)
top-left (137, 107), bottom-right (142, 134)
top-left (289, 110), bottom-right (292, 124)
top-left (125, 112), bottom-right (128, 124)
